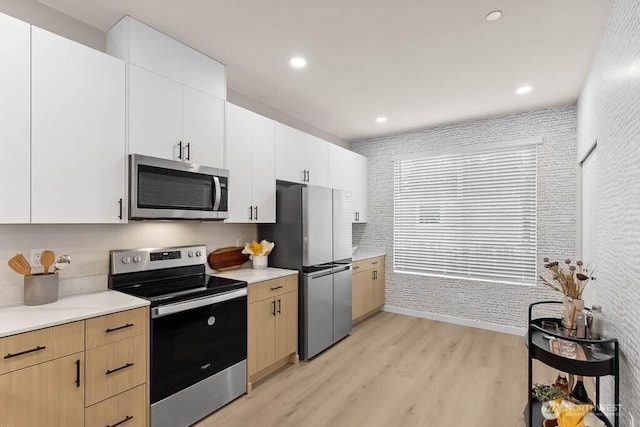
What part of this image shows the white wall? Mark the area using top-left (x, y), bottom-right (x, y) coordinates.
top-left (352, 106), bottom-right (577, 330)
top-left (0, 222), bottom-right (257, 305)
top-left (577, 0), bottom-right (640, 422)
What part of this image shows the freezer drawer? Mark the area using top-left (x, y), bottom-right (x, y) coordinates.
top-left (302, 271), bottom-right (333, 360)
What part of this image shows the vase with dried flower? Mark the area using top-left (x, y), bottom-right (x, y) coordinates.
top-left (539, 257), bottom-right (593, 333)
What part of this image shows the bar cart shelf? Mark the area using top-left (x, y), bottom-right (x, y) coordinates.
top-left (525, 301), bottom-right (619, 427)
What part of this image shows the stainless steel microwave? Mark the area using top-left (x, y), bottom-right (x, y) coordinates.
top-left (129, 154), bottom-right (228, 220)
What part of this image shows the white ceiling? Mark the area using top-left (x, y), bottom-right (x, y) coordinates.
top-left (38, 0), bottom-right (613, 142)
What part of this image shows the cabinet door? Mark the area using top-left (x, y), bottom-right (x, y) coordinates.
top-left (305, 135), bottom-right (329, 187)
top-left (129, 64), bottom-right (183, 161)
top-left (226, 103), bottom-right (254, 222)
top-left (31, 27), bottom-right (126, 223)
top-left (373, 266), bottom-right (386, 308)
top-left (275, 291), bottom-right (298, 361)
top-left (252, 112), bottom-right (276, 223)
top-left (0, 352), bottom-right (84, 426)
top-left (352, 271), bottom-right (369, 320)
top-left (248, 299), bottom-right (276, 377)
top-left (353, 153), bottom-right (368, 223)
top-left (328, 144), bottom-right (353, 191)
top-left (0, 13), bottom-right (30, 223)
top-left (183, 86), bottom-right (224, 167)
top-left (275, 122), bottom-right (308, 184)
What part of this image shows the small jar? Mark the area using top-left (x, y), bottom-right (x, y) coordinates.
top-left (590, 304), bottom-right (604, 340)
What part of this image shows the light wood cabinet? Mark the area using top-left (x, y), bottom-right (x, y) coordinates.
top-left (226, 102), bottom-right (276, 223)
top-left (108, 16), bottom-right (226, 167)
top-left (0, 352), bottom-right (85, 427)
top-left (0, 306), bottom-right (149, 426)
top-left (247, 275), bottom-right (298, 390)
top-left (31, 26), bottom-right (126, 224)
top-left (275, 122), bottom-right (329, 186)
top-left (352, 256), bottom-right (386, 322)
top-left (328, 144), bottom-right (368, 223)
top-left (0, 12), bottom-right (30, 223)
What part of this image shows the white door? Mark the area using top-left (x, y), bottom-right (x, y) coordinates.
top-left (581, 147), bottom-right (598, 305)
top-left (352, 153), bottom-right (368, 223)
top-left (183, 86), bottom-right (224, 167)
top-left (251, 112), bottom-right (276, 223)
top-left (129, 65), bottom-right (183, 161)
top-left (305, 135), bottom-right (329, 187)
top-left (225, 103), bottom-right (254, 222)
top-left (275, 122), bottom-right (307, 184)
top-left (31, 27), bottom-right (126, 223)
top-left (328, 144), bottom-right (352, 190)
top-left (0, 13), bottom-right (30, 223)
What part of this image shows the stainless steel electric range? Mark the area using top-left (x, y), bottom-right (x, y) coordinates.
top-left (109, 245), bottom-right (247, 427)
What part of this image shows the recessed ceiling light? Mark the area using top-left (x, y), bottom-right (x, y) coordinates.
top-left (376, 116), bottom-right (387, 123)
top-left (486, 10), bottom-right (502, 21)
top-left (516, 85), bottom-right (533, 95)
top-left (290, 57), bottom-right (307, 69)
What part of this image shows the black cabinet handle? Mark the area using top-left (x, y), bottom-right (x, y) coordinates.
top-left (372, 261), bottom-right (378, 265)
top-left (105, 362), bottom-right (134, 375)
top-left (186, 143), bottom-right (191, 161)
top-left (118, 198), bottom-right (123, 220)
top-left (75, 359), bottom-right (80, 387)
top-left (306, 170), bottom-right (310, 182)
top-left (254, 206), bottom-right (258, 221)
top-left (178, 141), bottom-right (183, 160)
top-left (277, 299), bottom-right (282, 314)
top-left (249, 206), bottom-right (253, 220)
top-left (108, 415), bottom-right (134, 427)
top-left (271, 300), bottom-right (276, 316)
top-left (270, 285), bottom-right (283, 291)
top-left (105, 323), bottom-right (134, 333)
top-left (4, 345), bottom-right (46, 359)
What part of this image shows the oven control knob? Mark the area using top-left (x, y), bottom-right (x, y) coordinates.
top-left (133, 255), bottom-right (142, 263)
top-left (122, 256), bottom-right (131, 264)
top-left (188, 251), bottom-right (194, 258)
top-left (195, 250), bottom-right (202, 257)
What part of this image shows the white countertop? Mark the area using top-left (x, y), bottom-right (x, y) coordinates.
top-left (353, 249), bottom-right (387, 261)
top-left (0, 290), bottom-right (149, 338)
top-left (214, 267), bottom-right (298, 284)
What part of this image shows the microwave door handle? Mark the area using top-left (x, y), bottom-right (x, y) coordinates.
top-left (213, 176), bottom-right (221, 210)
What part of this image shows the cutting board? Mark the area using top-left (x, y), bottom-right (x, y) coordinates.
top-left (208, 247), bottom-right (249, 271)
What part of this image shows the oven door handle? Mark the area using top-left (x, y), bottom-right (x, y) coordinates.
top-left (151, 288), bottom-right (247, 318)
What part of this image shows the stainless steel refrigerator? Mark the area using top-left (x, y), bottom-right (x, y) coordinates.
top-left (259, 182), bottom-right (353, 360)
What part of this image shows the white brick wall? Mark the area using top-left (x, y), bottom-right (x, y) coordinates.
top-left (577, 0), bottom-right (640, 422)
top-left (352, 106), bottom-right (577, 329)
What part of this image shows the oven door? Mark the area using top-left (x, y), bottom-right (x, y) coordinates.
top-left (150, 289), bottom-right (247, 404)
top-left (130, 154), bottom-right (228, 220)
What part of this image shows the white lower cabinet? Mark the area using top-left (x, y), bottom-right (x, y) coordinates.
top-left (0, 13), bottom-right (30, 223)
top-left (30, 27), bottom-right (126, 224)
top-left (226, 103), bottom-right (276, 223)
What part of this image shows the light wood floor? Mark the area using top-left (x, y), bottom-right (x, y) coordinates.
top-left (197, 311), bottom-right (558, 427)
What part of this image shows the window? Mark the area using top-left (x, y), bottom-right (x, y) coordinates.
top-left (393, 143), bottom-right (537, 285)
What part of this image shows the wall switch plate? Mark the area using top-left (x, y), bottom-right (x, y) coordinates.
top-left (30, 249), bottom-right (44, 267)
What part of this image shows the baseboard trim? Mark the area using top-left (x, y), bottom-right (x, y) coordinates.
top-left (383, 305), bottom-right (526, 336)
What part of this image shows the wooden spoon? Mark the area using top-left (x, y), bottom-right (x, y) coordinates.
top-left (8, 254), bottom-right (32, 276)
top-left (40, 250), bottom-right (56, 274)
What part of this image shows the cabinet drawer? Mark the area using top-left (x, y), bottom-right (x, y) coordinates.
top-left (368, 256), bottom-right (385, 270)
top-left (85, 335), bottom-right (147, 406)
top-left (85, 384), bottom-right (147, 427)
top-left (352, 259), bottom-right (367, 272)
top-left (353, 256), bottom-right (384, 272)
top-left (248, 275), bottom-right (298, 303)
top-left (0, 321), bottom-right (84, 374)
top-left (86, 307), bottom-right (148, 349)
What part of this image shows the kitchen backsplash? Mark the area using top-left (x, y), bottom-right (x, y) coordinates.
top-left (0, 222), bottom-right (257, 305)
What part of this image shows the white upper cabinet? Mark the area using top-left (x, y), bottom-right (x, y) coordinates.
top-left (226, 103), bottom-right (276, 223)
top-left (108, 16), bottom-right (226, 167)
top-left (329, 144), bottom-right (368, 223)
top-left (0, 13), bottom-right (30, 223)
top-left (275, 123), bottom-right (329, 186)
top-left (31, 27), bottom-right (126, 223)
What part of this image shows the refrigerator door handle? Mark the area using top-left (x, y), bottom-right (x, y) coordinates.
top-left (305, 269), bottom-right (335, 279)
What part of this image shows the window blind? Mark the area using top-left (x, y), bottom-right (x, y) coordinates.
top-left (393, 144), bottom-right (537, 285)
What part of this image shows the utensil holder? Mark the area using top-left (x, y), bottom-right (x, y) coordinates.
top-left (252, 255), bottom-right (268, 270)
top-left (24, 273), bottom-right (59, 306)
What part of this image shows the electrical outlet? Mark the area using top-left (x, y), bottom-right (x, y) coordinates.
top-left (235, 238), bottom-right (243, 247)
top-left (30, 249), bottom-right (44, 267)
